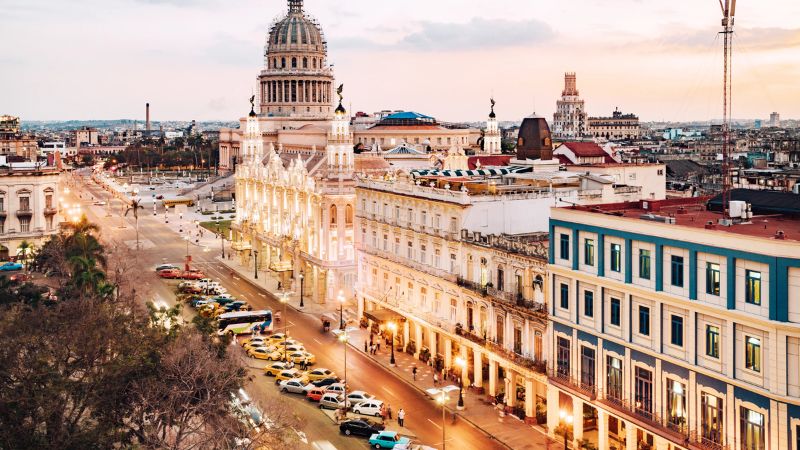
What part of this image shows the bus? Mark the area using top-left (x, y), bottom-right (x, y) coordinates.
top-left (217, 310), bottom-right (273, 336)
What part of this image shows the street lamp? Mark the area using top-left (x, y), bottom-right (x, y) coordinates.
top-left (455, 356), bottom-right (466, 410)
top-left (253, 249), bottom-right (259, 279)
top-left (299, 273), bottom-right (305, 308)
top-left (280, 291), bottom-right (289, 362)
top-left (334, 327), bottom-right (358, 412)
top-left (558, 409), bottom-right (574, 450)
top-left (430, 385), bottom-right (459, 450)
top-left (216, 219), bottom-right (225, 259)
top-left (387, 322), bottom-right (397, 366)
top-left (338, 290), bottom-right (345, 330)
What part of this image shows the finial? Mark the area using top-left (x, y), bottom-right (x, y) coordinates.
top-left (489, 97), bottom-right (496, 119)
top-left (249, 94), bottom-right (256, 117)
top-left (335, 84), bottom-right (346, 115)
top-left (288, 0), bottom-right (303, 13)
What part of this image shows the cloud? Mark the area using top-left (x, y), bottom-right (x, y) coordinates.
top-left (623, 26), bottom-right (800, 53)
top-left (132, 0), bottom-right (221, 6)
top-left (335, 17), bottom-right (555, 52)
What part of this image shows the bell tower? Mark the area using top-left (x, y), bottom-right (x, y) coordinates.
top-left (484, 98), bottom-right (502, 154)
top-left (326, 84), bottom-right (353, 172)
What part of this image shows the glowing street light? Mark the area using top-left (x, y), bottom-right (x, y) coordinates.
top-left (455, 356), bottom-right (466, 410)
top-left (387, 322), bottom-right (397, 366)
top-left (558, 409), bottom-right (574, 449)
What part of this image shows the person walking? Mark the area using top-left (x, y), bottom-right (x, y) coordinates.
top-left (412, 366), bottom-right (418, 381)
top-left (397, 408), bottom-right (405, 427)
top-left (387, 404), bottom-right (393, 420)
top-left (433, 372), bottom-right (439, 385)
top-left (380, 404), bottom-right (388, 422)
top-left (364, 340), bottom-right (368, 352)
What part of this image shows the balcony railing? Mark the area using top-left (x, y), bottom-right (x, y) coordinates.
top-left (547, 368), bottom-right (597, 400)
top-left (44, 207), bottom-right (57, 216)
top-left (16, 208), bottom-right (32, 217)
top-left (456, 277), bottom-right (488, 296)
top-left (592, 387), bottom-right (690, 444)
top-left (687, 430), bottom-right (728, 450)
top-left (485, 339), bottom-right (546, 374)
top-left (358, 244), bottom-right (457, 282)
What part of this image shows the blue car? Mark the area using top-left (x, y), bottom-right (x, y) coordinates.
top-left (0, 262), bottom-right (23, 272)
top-left (368, 431), bottom-right (410, 449)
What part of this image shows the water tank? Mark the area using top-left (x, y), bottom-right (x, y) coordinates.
top-left (729, 200), bottom-right (746, 219)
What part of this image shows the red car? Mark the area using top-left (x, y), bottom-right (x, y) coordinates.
top-left (158, 269), bottom-right (182, 279)
top-left (181, 271), bottom-right (205, 280)
top-left (306, 387), bottom-right (326, 402)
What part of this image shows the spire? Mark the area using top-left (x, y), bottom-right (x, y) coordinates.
top-left (248, 94), bottom-right (256, 117)
top-left (489, 97), bottom-right (496, 119)
top-left (288, 0), bottom-right (303, 13)
top-left (335, 83), bottom-right (346, 115)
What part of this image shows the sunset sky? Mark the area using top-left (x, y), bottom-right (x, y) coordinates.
top-left (1, 0), bottom-right (798, 122)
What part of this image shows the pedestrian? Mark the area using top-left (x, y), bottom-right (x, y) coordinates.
top-left (369, 344), bottom-right (374, 355)
top-left (397, 408), bottom-right (405, 427)
top-left (433, 372), bottom-right (439, 385)
top-left (387, 404), bottom-right (393, 420)
top-left (376, 342), bottom-right (381, 353)
top-left (380, 404), bottom-right (387, 422)
top-left (364, 340), bottom-right (368, 352)
top-left (412, 366), bottom-right (418, 381)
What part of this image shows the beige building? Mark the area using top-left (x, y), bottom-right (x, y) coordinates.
top-left (0, 166), bottom-right (61, 259)
top-left (0, 115), bottom-right (38, 161)
top-left (74, 127), bottom-right (99, 147)
top-left (587, 108), bottom-right (641, 141)
top-left (353, 111), bottom-right (478, 153)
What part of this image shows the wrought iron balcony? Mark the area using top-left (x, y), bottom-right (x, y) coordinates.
top-left (687, 430), bottom-right (728, 450)
top-left (456, 277), bottom-right (488, 296)
top-left (16, 208), bottom-right (32, 217)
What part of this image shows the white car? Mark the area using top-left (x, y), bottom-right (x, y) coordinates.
top-left (324, 383), bottom-right (346, 395)
top-left (352, 399), bottom-right (384, 417)
top-left (346, 391), bottom-right (375, 405)
top-left (278, 379), bottom-right (307, 395)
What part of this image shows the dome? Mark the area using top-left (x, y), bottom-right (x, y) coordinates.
top-left (267, 0), bottom-right (325, 54)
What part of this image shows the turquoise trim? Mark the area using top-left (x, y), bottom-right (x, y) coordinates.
top-left (624, 239), bottom-right (633, 284)
top-left (572, 229), bottom-right (580, 270)
top-left (689, 249), bottom-right (698, 300)
top-left (548, 224), bottom-right (555, 264)
top-left (655, 244), bottom-right (664, 292)
top-left (727, 256), bottom-right (737, 310)
top-left (769, 259), bottom-right (778, 321)
top-left (598, 234), bottom-right (605, 277)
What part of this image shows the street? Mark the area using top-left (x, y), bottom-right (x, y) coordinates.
top-left (67, 172), bottom-right (507, 450)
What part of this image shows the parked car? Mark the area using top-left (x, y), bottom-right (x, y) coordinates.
top-left (155, 264), bottom-right (179, 272)
top-left (180, 271), bottom-right (206, 280)
top-left (353, 400), bottom-right (384, 417)
top-left (247, 347), bottom-right (277, 360)
top-left (306, 368), bottom-right (336, 382)
top-left (318, 393), bottom-right (346, 410)
top-left (346, 391), bottom-right (375, 406)
top-left (9, 272), bottom-right (31, 282)
top-left (306, 387), bottom-right (326, 402)
top-left (158, 269), bottom-right (182, 279)
top-left (275, 368), bottom-right (308, 384)
top-left (285, 351), bottom-right (315, 365)
top-left (263, 361), bottom-right (293, 376)
top-left (224, 301), bottom-right (252, 312)
top-left (339, 419), bottom-right (385, 437)
top-left (309, 377), bottom-right (340, 389)
top-left (0, 262), bottom-right (22, 272)
top-left (368, 431), bottom-right (410, 449)
top-left (278, 379), bottom-right (307, 395)
top-left (324, 383), bottom-right (346, 395)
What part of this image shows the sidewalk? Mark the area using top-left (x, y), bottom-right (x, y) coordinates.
top-left (217, 254), bottom-right (553, 450)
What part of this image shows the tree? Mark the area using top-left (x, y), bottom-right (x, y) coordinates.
top-left (17, 240), bottom-right (32, 272)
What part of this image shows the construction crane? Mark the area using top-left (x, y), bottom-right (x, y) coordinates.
top-left (718, 0), bottom-right (737, 222)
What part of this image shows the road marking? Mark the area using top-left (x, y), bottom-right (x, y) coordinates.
top-left (258, 293), bottom-right (266, 297)
top-left (381, 386), bottom-right (395, 397)
top-left (427, 419), bottom-right (442, 429)
top-left (312, 338), bottom-right (322, 345)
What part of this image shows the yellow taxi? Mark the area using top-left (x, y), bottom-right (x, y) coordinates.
top-left (305, 368), bottom-right (336, 381)
top-left (274, 368), bottom-right (308, 384)
top-left (285, 351), bottom-right (316, 365)
top-left (263, 361), bottom-right (294, 377)
top-left (247, 347), bottom-right (277, 360)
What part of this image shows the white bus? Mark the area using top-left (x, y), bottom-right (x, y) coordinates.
top-left (217, 310), bottom-right (274, 336)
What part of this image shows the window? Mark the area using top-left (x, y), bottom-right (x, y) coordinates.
top-left (421, 211), bottom-right (427, 227)
top-left (666, 380), bottom-right (687, 433)
top-left (394, 206), bottom-right (400, 221)
top-left (580, 346), bottom-right (596, 390)
top-left (433, 249), bottom-right (441, 268)
top-left (433, 292), bottom-right (441, 313)
top-left (560, 283), bottom-right (569, 309)
top-left (556, 337), bottom-right (571, 377)
top-left (371, 231), bottom-right (377, 247)
top-left (584, 239), bottom-right (595, 266)
top-left (740, 407), bottom-right (765, 450)
top-left (434, 214), bottom-right (441, 229)
top-left (559, 234), bottom-right (570, 260)
top-left (610, 298), bottom-right (621, 327)
top-left (706, 325), bottom-right (720, 358)
top-left (382, 234), bottom-right (388, 251)
top-left (638, 306), bottom-right (650, 336)
top-left (20, 218), bottom-right (30, 233)
top-left (45, 194), bottom-right (53, 209)
top-left (449, 298), bottom-right (457, 322)
top-left (745, 270), bottom-right (761, 305)
top-left (606, 356), bottom-right (623, 401)
top-left (745, 336), bottom-right (761, 372)
top-left (407, 208), bottom-right (414, 224)
top-left (701, 393), bottom-right (723, 446)
top-left (394, 237), bottom-right (400, 254)
top-left (406, 241), bottom-right (413, 259)
top-left (450, 253), bottom-right (457, 273)
top-left (449, 217), bottom-right (458, 234)
top-left (671, 255), bottom-right (684, 287)
top-left (19, 196), bottom-right (30, 211)
top-left (420, 287), bottom-right (428, 309)
top-left (639, 249), bottom-right (651, 279)
top-left (670, 315), bottom-right (684, 347)
top-left (634, 367), bottom-right (653, 418)
top-left (497, 268), bottom-right (504, 291)
top-left (706, 263), bottom-right (721, 295)
top-left (610, 243), bottom-right (621, 272)
top-left (420, 244), bottom-right (427, 264)
top-left (584, 291), bottom-right (594, 318)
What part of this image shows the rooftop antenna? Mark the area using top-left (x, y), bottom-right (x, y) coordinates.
top-left (719, 0), bottom-right (737, 221)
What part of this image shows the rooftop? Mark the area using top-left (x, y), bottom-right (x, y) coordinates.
top-left (570, 194), bottom-right (800, 242)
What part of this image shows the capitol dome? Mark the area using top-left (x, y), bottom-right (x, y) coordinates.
top-left (259, 0), bottom-right (334, 118)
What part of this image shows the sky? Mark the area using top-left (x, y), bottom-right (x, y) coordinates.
top-left (1, 0), bottom-right (799, 122)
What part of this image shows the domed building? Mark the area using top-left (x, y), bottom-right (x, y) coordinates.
top-left (220, 0), bottom-right (368, 305)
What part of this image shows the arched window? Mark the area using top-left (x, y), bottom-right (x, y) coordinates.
top-left (303, 57), bottom-right (308, 68)
top-left (330, 205), bottom-right (337, 226)
top-left (281, 57), bottom-right (286, 68)
top-left (291, 57), bottom-right (297, 68)
top-left (273, 58), bottom-right (277, 69)
top-left (313, 58), bottom-right (317, 68)
top-left (345, 205), bottom-right (353, 225)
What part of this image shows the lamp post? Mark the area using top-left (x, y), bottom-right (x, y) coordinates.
top-left (558, 409), bottom-right (574, 450)
top-left (338, 290), bottom-right (345, 330)
top-left (455, 356), bottom-right (466, 410)
top-left (387, 322), bottom-right (397, 366)
top-left (280, 292), bottom-right (289, 362)
top-left (253, 249), bottom-right (259, 279)
top-left (336, 327), bottom-right (357, 412)
top-left (430, 385), bottom-right (459, 450)
top-left (299, 273), bottom-right (305, 308)
top-left (217, 219), bottom-right (225, 258)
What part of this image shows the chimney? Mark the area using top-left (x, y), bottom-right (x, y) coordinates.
top-left (146, 103), bottom-right (151, 132)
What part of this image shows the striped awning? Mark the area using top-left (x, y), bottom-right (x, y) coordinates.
top-left (411, 166), bottom-right (532, 178)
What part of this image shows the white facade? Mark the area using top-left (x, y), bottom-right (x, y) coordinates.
top-left (0, 168), bottom-right (61, 259)
top-left (552, 73), bottom-right (586, 139)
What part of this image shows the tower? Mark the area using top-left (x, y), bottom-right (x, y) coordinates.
top-left (552, 72), bottom-right (586, 139)
top-left (145, 103), bottom-right (151, 133)
top-left (326, 84), bottom-right (353, 171)
top-left (242, 97), bottom-right (264, 163)
top-left (484, 98), bottom-right (502, 154)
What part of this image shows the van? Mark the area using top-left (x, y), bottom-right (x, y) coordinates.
top-left (319, 393), bottom-right (345, 410)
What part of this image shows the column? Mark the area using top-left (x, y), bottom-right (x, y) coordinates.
top-left (524, 378), bottom-right (534, 418)
top-left (625, 421), bottom-right (637, 450)
top-left (428, 328), bottom-right (437, 359)
top-left (414, 323), bottom-right (423, 358)
top-left (403, 320), bottom-right (410, 352)
top-left (488, 359), bottom-right (498, 396)
top-left (546, 384), bottom-right (560, 438)
top-left (572, 397), bottom-right (584, 444)
top-left (654, 436), bottom-right (669, 450)
top-left (473, 350), bottom-right (483, 388)
top-left (505, 370), bottom-right (516, 407)
top-left (445, 339), bottom-right (453, 368)
top-left (460, 344), bottom-right (469, 386)
top-left (597, 409), bottom-right (609, 450)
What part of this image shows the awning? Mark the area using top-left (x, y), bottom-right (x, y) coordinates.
top-left (411, 166), bottom-right (533, 178)
top-left (363, 309), bottom-right (405, 324)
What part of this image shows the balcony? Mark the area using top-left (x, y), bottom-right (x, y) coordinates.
top-left (547, 368), bottom-right (597, 400)
top-left (485, 339), bottom-right (546, 374)
top-left (687, 430), bottom-right (728, 450)
top-left (358, 244), bottom-right (457, 282)
top-left (456, 277), bottom-right (488, 296)
top-left (44, 207), bottom-right (57, 216)
top-left (16, 208), bottom-right (32, 217)
top-left (0, 209), bottom-right (6, 218)
top-left (591, 387), bottom-right (690, 445)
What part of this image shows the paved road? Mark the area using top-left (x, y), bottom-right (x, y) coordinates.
top-left (69, 173), bottom-right (506, 450)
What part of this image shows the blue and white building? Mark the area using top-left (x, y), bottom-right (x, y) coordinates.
top-left (546, 196), bottom-right (800, 450)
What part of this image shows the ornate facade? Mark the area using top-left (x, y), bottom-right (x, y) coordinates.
top-left (483, 99), bottom-right (502, 154)
top-left (552, 73), bottom-right (587, 140)
top-left (228, 0), bottom-right (357, 303)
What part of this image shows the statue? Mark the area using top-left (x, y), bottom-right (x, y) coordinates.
top-left (490, 97), bottom-right (496, 116)
top-left (248, 94), bottom-right (256, 116)
top-left (337, 84), bottom-right (344, 103)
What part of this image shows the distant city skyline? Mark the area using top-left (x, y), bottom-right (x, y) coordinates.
top-left (1, 0), bottom-right (798, 122)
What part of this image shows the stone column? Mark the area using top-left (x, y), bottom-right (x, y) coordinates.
top-left (428, 328), bottom-right (438, 360)
top-left (597, 409), bottom-right (609, 450)
top-left (625, 421), bottom-right (637, 450)
top-left (460, 344), bottom-right (469, 386)
top-left (473, 350), bottom-right (483, 388)
top-left (488, 359), bottom-right (498, 396)
top-left (403, 320), bottom-right (410, 352)
top-left (505, 370), bottom-right (516, 407)
top-left (546, 384), bottom-right (560, 438)
top-left (572, 397), bottom-right (583, 443)
top-left (524, 378), bottom-right (534, 418)
top-left (414, 323), bottom-right (423, 358)
top-left (445, 339), bottom-right (453, 369)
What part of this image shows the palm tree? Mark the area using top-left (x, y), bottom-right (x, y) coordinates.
top-left (67, 232), bottom-right (107, 269)
top-left (17, 240), bottom-right (32, 273)
top-left (125, 199), bottom-right (145, 250)
top-left (69, 256), bottom-right (107, 297)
